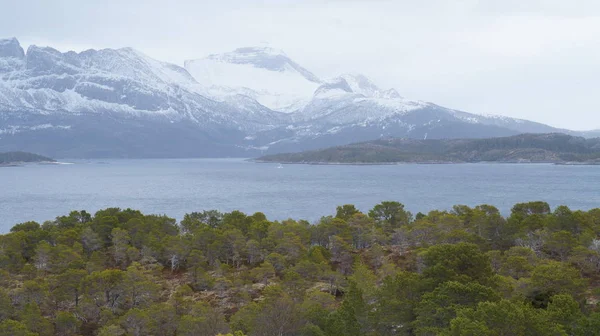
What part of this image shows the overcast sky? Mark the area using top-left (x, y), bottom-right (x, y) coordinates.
top-left (2, 0), bottom-right (599, 130)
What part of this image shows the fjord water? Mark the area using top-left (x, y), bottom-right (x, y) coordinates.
top-left (1, 159), bottom-right (599, 232)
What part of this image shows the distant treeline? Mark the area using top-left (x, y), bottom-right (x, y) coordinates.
top-left (257, 133), bottom-right (600, 164)
top-left (1, 202), bottom-right (600, 335)
top-left (0, 151), bottom-right (54, 164)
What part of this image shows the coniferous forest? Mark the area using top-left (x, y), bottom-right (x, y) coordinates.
top-left (2, 202), bottom-right (600, 336)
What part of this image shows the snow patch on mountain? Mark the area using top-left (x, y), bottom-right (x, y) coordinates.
top-left (0, 38), bottom-right (25, 59)
top-left (185, 47), bottom-right (322, 111)
top-left (313, 77), bottom-right (354, 98)
top-left (304, 74), bottom-right (429, 125)
top-left (338, 73), bottom-right (385, 98)
top-left (0, 124), bottom-right (71, 135)
top-left (0, 38), bottom-right (26, 74)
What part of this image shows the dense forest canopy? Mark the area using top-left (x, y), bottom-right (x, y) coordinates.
top-left (2, 201), bottom-right (600, 335)
top-left (0, 151), bottom-right (54, 165)
top-left (257, 133), bottom-right (600, 164)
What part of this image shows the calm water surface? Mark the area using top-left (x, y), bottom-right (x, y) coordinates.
top-left (1, 159), bottom-right (599, 232)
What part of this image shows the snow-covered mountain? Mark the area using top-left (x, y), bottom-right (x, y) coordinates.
top-left (0, 38), bottom-right (287, 157)
top-left (0, 38), bottom-right (591, 158)
top-left (0, 38), bottom-right (238, 124)
top-left (185, 47), bottom-right (321, 112)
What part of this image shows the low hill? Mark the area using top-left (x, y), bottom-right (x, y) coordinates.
top-left (256, 133), bottom-right (600, 164)
top-left (0, 151), bottom-right (55, 165)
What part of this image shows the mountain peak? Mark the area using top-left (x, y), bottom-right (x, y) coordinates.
top-left (184, 46), bottom-right (323, 111)
top-left (0, 37), bottom-right (25, 59)
top-left (231, 46), bottom-right (287, 57)
top-left (26, 44), bottom-right (60, 54)
top-left (0, 37), bottom-right (20, 46)
top-left (314, 77), bottom-right (354, 98)
top-left (319, 73), bottom-right (403, 99)
top-left (207, 46), bottom-right (287, 62)
top-left (338, 73), bottom-right (381, 96)
top-left (199, 46), bottom-right (321, 83)
top-left (382, 88), bottom-right (402, 99)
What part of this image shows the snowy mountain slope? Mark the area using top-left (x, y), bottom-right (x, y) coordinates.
top-left (0, 39), bottom-right (291, 131)
top-left (336, 73), bottom-right (401, 99)
top-left (246, 105), bottom-right (528, 154)
top-left (184, 47), bottom-right (322, 111)
top-left (0, 38), bottom-right (290, 157)
top-left (1, 38), bottom-right (595, 158)
top-left (1, 44), bottom-right (199, 118)
top-left (185, 46), bottom-right (589, 146)
top-left (300, 75), bottom-right (428, 123)
top-left (0, 38), bottom-right (25, 73)
top-left (232, 71), bottom-right (581, 153)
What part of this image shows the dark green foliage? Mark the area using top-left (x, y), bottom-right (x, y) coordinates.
top-left (0, 203), bottom-right (600, 335)
top-left (420, 243), bottom-right (495, 287)
top-left (54, 311), bottom-right (81, 336)
top-left (374, 271), bottom-right (424, 335)
top-left (180, 210), bottom-right (224, 232)
top-left (0, 288), bottom-right (14, 321)
top-left (0, 151), bottom-right (54, 164)
top-left (575, 312), bottom-right (600, 336)
top-left (257, 133), bottom-right (600, 164)
top-left (335, 205), bottom-right (361, 221)
top-left (324, 282), bottom-right (365, 336)
top-left (413, 281), bottom-right (501, 335)
top-left (446, 300), bottom-right (566, 336)
top-left (368, 201), bottom-right (412, 232)
top-left (0, 320), bottom-right (37, 336)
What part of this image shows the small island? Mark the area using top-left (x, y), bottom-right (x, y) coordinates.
top-left (256, 133), bottom-right (600, 165)
top-left (0, 151), bottom-right (56, 166)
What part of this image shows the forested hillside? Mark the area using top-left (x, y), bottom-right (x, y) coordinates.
top-left (0, 151), bottom-right (54, 165)
top-left (257, 133), bottom-right (600, 164)
top-left (1, 202), bottom-right (600, 335)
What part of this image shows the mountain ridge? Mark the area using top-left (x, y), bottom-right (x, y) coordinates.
top-left (0, 37), bottom-right (596, 158)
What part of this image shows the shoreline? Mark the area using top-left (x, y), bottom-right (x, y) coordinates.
top-left (252, 159), bottom-right (600, 166)
top-left (0, 160), bottom-right (59, 167)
